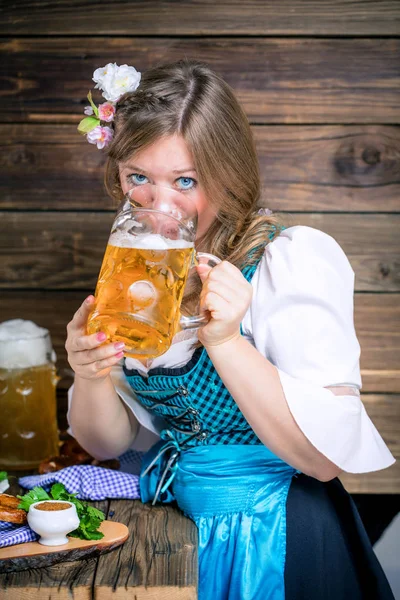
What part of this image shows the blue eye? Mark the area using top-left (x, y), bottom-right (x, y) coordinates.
top-left (129, 173), bottom-right (148, 186)
top-left (177, 177), bottom-right (196, 190)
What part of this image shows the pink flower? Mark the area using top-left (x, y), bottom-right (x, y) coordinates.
top-left (98, 102), bottom-right (116, 122)
top-left (87, 125), bottom-right (113, 149)
top-left (84, 105), bottom-right (94, 116)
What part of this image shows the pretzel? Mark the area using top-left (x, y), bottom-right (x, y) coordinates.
top-left (38, 455), bottom-right (78, 474)
top-left (59, 439), bottom-right (92, 463)
top-left (0, 493), bottom-right (27, 524)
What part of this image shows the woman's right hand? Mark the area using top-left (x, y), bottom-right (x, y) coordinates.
top-left (65, 295), bottom-right (125, 381)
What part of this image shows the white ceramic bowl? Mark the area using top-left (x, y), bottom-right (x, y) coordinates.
top-left (27, 500), bottom-right (80, 546)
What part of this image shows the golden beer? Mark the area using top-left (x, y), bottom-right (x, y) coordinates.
top-left (0, 365), bottom-right (59, 470)
top-left (0, 320), bottom-right (60, 470)
top-left (87, 237), bottom-right (194, 359)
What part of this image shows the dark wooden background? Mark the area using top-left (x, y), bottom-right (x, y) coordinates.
top-left (1, 1), bottom-right (399, 493)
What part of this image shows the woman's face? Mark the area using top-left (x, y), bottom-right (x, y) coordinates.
top-left (118, 134), bottom-right (217, 240)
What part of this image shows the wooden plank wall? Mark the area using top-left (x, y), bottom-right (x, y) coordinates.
top-left (1, 1), bottom-right (399, 493)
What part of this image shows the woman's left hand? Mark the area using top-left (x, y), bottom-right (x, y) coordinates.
top-left (196, 260), bottom-right (253, 347)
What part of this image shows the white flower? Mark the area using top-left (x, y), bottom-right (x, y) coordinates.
top-left (93, 63), bottom-right (118, 90)
top-left (84, 105), bottom-right (94, 116)
top-left (93, 63), bottom-right (141, 103)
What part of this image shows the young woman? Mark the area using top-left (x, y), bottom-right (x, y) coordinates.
top-left (66, 60), bottom-right (395, 599)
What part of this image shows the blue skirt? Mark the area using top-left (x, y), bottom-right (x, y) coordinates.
top-left (140, 443), bottom-right (394, 600)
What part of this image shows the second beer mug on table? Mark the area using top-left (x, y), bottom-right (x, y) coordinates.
top-left (0, 319), bottom-right (60, 470)
top-left (87, 184), bottom-right (220, 359)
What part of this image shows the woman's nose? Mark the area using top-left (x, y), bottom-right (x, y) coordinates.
top-left (151, 188), bottom-right (175, 213)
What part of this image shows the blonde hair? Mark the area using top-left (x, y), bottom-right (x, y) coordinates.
top-left (104, 59), bottom-right (283, 315)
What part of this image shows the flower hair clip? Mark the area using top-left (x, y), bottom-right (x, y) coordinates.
top-left (257, 207), bottom-right (273, 216)
top-left (77, 63), bottom-right (141, 149)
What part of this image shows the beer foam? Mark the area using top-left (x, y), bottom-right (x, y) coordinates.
top-left (0, 319), bottom-right (55, 369)
top-left (109, 231), bottom-right (193, 250)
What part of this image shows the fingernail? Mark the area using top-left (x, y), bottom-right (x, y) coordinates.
top-left (114, 342), bottom-right (125, 350)
top-left (85, 295), bottom-right (94, 304)
top-left (96, 332), bottom-right (107, 342)
top-left (115, 351), bottom-right (124, 358)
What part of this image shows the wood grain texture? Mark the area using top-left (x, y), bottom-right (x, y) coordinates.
top-left (341, 460), bottom-right (400, 494)
top-left (97, 586), bottom-right (196, 600)
top-left (0, 520), bottom-right (129, 574)
top-left (254, 126), bottom-right (400, 212)
top-left (0, 554), bottom-right (97, 599)
top-left (1, 212), bottom-right (398, 291)
top-left (1, 38), bottom-right (400, 124)
top-left (2, 0), bottom-right (400, 35)
top-left (94, 499), bottom-right (197, 597)
top-left (340, 394), bottom-right (400, 494)
top-left (2, 124), bottom-right (400, 212)
top-left (0, 291), bottom-right (398, 395)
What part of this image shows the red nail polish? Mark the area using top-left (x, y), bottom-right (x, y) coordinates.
top-left (96, 332), bottom-right (107, 342)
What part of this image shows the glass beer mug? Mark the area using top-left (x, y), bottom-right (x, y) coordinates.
top-left (87, 184), bottom-right (220, 359)
top-left (0, 319), bottom-right (60, 470)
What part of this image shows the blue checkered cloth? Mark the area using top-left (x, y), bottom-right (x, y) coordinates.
top-left (0, 448), bottom-right (143, 549)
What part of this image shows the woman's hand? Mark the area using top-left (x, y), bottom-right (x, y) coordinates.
top-left (196, 261), bottom-right (253, 347)
top-left (65, 295), bottom-right (125, 381)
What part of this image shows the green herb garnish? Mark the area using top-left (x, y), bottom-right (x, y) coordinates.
top-left (17, 483), bottom-right (105, 540)
top-left (17, 486), bottom-right (51, 510)
top-left (0, 471), bottom-right (8, 483)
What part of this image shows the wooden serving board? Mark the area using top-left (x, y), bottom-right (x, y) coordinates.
top-left (0, 519), bottom-right (129, 573)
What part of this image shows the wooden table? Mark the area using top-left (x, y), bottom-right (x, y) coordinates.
top-left (0, 470), bottom-right (198, 599)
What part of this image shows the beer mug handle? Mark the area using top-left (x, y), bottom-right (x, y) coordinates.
top-left (179, 252), bottom-right (221, 330)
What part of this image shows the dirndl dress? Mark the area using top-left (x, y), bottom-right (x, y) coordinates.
top-left (123, 241), bottom-right (395, 600)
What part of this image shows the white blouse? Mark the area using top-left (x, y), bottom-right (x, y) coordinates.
top-left (67, 225), bottom-right (395, 473)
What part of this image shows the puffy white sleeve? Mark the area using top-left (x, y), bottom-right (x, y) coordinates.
top-left (243, 225), bottom-right (395, 473)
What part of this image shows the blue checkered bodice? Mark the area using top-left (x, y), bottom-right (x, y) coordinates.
top-left (124, 233), bottom-right (279, 449)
